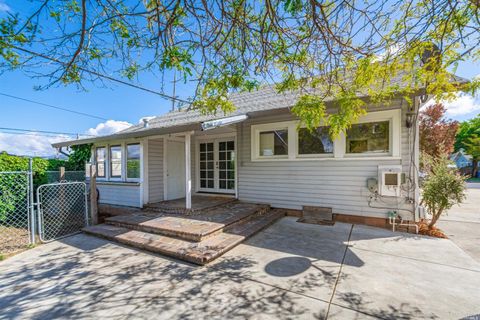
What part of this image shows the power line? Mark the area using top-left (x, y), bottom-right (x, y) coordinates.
top-left (10, 45), bottom-right (190, 104)
top-left (0, 131), bottom-right (78, 138)
top-left (0, 92), bottom-right (108, 121)
top-left (0, 126), bottom-right (94, 137)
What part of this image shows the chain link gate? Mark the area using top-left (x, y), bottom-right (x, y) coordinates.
top-left (0, 171), bottom-right (33, 255)
top-left (37, 182), bottom-right (89, 242)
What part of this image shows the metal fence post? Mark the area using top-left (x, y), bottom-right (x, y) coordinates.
top-left (28, 158), bottom-right (35, 244)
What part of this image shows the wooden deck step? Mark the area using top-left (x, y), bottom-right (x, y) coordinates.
top-left (106, 203), bottom-right (270, 242)
top-left (83, 209), bottom-right (284, 265)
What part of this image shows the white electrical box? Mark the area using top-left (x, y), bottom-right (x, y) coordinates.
top-left (378, 165), bottom-right (403, 196)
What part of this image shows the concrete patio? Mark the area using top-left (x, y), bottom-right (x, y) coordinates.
top-left (1, 217), bottom-right (479, 319)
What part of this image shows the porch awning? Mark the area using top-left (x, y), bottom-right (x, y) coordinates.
top-left (201, 114), bottom-right (248, 131)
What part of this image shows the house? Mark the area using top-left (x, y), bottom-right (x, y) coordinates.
top-left (450, 149), bottom-right (473, 169)
top-left (52, 80), bottom-right (463, 227)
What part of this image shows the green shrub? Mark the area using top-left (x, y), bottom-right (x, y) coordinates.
top-left (422, 154), bottom-right (467, 228)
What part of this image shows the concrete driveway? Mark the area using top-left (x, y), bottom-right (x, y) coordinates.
top-left (1, 217), bottom-right (479, 319)
top-left (438, 187), bottom-right (480, 262)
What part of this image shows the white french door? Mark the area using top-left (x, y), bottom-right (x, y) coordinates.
top-left (198, 138), bottom-right (236, 194)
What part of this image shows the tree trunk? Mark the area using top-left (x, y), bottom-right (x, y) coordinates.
top-left (472, 159), bottom-right (478, 178)
top-left (428, 208), bottom-right (443, 229)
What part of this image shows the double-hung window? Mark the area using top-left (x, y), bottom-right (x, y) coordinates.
top-left (95, 147), bottom-right (106, 178)
top-left (126, 143), bottom-right (141, 180)
top-left (109, 145), bottom-right (122, 179)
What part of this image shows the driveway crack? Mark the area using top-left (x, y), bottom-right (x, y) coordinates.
top-left (324, 223), bottom-right (354, 320)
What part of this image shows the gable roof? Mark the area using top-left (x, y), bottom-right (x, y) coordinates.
top-left (52, 72), bottom-right (469, 148)
top-left (450, 150), bottom-right (473, 161)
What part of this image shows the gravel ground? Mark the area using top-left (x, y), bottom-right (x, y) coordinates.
top-left (0, 226), bottom-right (30, 255)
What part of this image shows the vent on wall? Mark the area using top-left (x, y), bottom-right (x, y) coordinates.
top-left (378, 165), bottom-right (403, 197)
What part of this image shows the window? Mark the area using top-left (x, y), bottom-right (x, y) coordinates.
top-left (251, 110), bottom-right (400, 161)
top-left (298, 127), bottom-right (333, 155)
top-left (259, 129), bottom-right (288, 156)
top-left (96, 147), bottom-right (106, 178)
top-left (110, 145), bottom-right (122, 178)
top-left (346, 121), bottom-right (390, 154)
top-left (127, 144), bottom-right (141, 179)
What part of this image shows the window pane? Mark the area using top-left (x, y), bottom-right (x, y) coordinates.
top-left (96, 147), bottom-right (106, 177)
top-left (110, 145), bottom-right (122, 177)
top-left (127, 144), bottom-right (140, 179)
top-left (298, 127), bottom-right (334, 154)
top-left (97, 163), bottom-right (105, 178)
top-left (346, 121), bottom-right (390, 154)
top-left (259, 129), bottom-right (288, 156)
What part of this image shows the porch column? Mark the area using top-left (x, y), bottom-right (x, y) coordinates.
top-left (185, 133), bottom-right (192, 209)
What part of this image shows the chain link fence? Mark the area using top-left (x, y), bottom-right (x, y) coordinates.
top-left (46, 170), bottom-right (85, 183)
top-left (1, 164), bottom-right (89, 255)
top-left (37, 182), bottom-right (88, 242)
top-left (0, 172), bottom-right (32, 255)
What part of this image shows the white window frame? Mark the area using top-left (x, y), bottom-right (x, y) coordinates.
top-left (125, 143), bottom-right (141, 182)
top-left (251, 121), bottom-right (294, 160)
top-left (296, 125), bottom-right (335, 159)
top-left (95, 146), bottom-right (107, 180)
top-left (344, 109), bottom-right (401, 158)
top-left (109, 144), bottom-right (123, 181)
top-left (91, 139), bottom-right (144, 183)
top-left (250, 109), bottom-right (401, 161)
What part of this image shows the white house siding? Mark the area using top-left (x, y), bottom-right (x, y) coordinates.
top-left (97, 183), bottom-right (141, 207)
top-left (148, 138), bottom-right (164, 203)
top-left (237, 102), bottom-right (416, 219)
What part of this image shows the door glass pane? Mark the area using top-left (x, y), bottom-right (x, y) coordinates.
top-left (199, 142), bottom-right (214, 189)
top-left (218, 140), bottom-right (235, 190)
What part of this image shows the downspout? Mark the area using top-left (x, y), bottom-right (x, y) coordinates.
top-left (57, 147), bottom-right (70, 158)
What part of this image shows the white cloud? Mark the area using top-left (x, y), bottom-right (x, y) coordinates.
top-left (86, 120), bottom-right (132, 136)
top-left (0, 132), bottom-right (68, 157)
top-left (443, 93), bottom-right (480, 116)
top-left (0, 119), bottom-right (132, 157)
top-left (423, 92), bottom-right (480, 117)
top-left (0, 1), bottom-right (10, 12)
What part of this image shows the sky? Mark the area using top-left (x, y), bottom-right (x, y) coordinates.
top-left (0, 0), bottom-right (479, 157)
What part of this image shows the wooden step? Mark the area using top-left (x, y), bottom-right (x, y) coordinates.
top-left (106, 203), bottom-right (270, 242)
top-left (83, 210), bottom-right (284, 265)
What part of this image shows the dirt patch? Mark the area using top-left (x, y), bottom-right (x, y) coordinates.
top-left (0, 226), bottom-right (30, 255)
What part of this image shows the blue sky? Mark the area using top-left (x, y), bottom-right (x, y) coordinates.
top-left (0, 0), bottom-right (479, 157)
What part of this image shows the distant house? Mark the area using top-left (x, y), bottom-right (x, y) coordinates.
top-left (52, 74), bottom-right (467, 226)
top-left (450, 149), bottom-right (472, 169)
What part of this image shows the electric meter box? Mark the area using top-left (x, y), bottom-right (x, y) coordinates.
top-left (378, 165), bottom-right (403, 196)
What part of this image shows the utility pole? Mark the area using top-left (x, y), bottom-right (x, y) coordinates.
top-left (171, 69), bottom-right (177, 112)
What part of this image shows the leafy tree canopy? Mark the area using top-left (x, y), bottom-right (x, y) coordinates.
top-left (455, 114), bottom-right (480, 151)
top-left (419, 103), bottom-right (458, 158)
top-left (1, 0), bottom-right (479, 135)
